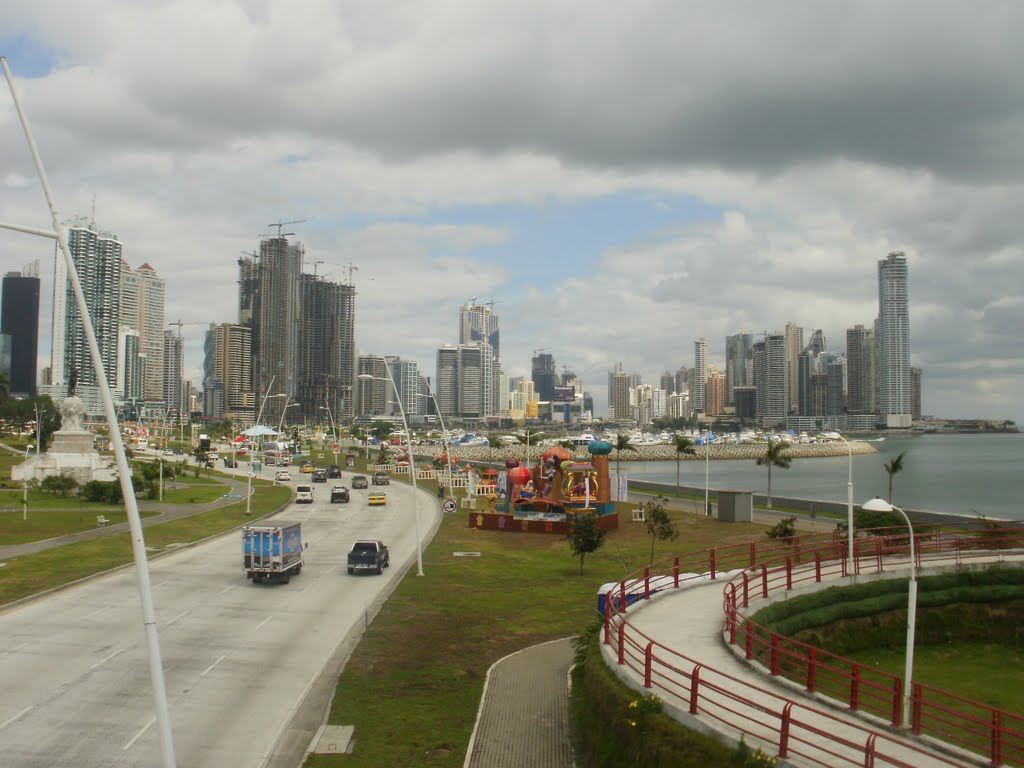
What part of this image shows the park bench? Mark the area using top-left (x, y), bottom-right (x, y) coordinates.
top-left (96, 515), bottom-right (110, 527)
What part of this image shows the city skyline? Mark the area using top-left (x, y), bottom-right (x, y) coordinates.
top-left (2, 5), bottom-right (1022, 425)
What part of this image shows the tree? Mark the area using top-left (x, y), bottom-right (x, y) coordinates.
top-left (642, 496), bottom-right (679, 563)
top-left (41, 473), bottom-right (78, 496)
top-left (883, 451), bottom-right (907, 503)
top-left (613, 433), bottom-right (637, 481)
top-left (755, 439), bottom-right (791, 510)
top-left (564, 513), bottom-right (607, 575)
top-left (671, 434), bottom-right (696, 502)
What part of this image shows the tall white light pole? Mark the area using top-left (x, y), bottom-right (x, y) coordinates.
top-left (360, 363), bottom-right (424, 576)
top-left (22, 445), bottom-right (33, 520)
top-left (825, 431), bottom-right (855, 575)
top-left (1, 56), bottom-right (176, 767)
top-left (862, 497), bottom-right (917, 728)
top-left (418, 385), bottom-right (454, 500)
top-left (704, 433), bottom-right (710, 516)
top-left (246, 384), bottom-right (284, 517)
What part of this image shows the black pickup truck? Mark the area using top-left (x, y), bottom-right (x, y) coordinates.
top-left (347, 540), bottom-right (390, 575)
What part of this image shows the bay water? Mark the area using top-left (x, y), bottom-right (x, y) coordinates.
top-left (623, 433), bottom-right (1023, 521)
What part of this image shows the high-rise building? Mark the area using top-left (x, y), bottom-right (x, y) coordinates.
top-left (121, 261), bottom-right (166, 404)
top-left (460, 301), bottom-right (500, 359)
top-left (725, 331), bottom-right (752, 406)
top-left (435, 346), bottom-right (459, 418)
top-left (1, 266), bottom-right (40, 397)
top-left (356, 355), bottom-right (388, 416)
top-left (707, 367), bottom-right (725, 416)
top-left (240, 235), bottom-right (303, 428)
top-left (846, 324), bottom-right (876, 415)
top-left (52, 219), bottom-right (122, 397)
top-left (876, 252), bottom-right (911, 428)
top-left (910, 367), bottom-right (922, 420)
top-left (297, 274), bottom-right (356, 423)
top-left (659, 371), bottom-right (675, 394)
top-left (753, 334), bottom-right (787, 427)
top-left (204, 323), bottom-right (253, 422)
top-left (163, 330), bottom-right (183, 420)
top-left (674, 366), bottom-right (690, 403)
top-left (531, 352), bottom-right (556, 402)
top-left (784, 322), bottom-right (803, 415)
top-left (116, 328), bottom-right (143, 403)
top-left (693, 338), bottom-right (708, 416)
top-left (826, 358), bottom-right (846, 416)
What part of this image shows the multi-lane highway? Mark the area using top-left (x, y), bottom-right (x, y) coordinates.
top-left (0, 474), bottom-right (439, 767)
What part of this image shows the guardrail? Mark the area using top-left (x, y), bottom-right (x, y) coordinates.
top-left (602, 528), bottom-right (1024, 766)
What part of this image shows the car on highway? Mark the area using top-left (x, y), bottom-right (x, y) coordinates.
top-left (372, 471), bottom-right (390, 486)
top-left (327, 464), bottom-right (342, 478)
top-left (351, 475), bottom-right (368, 489)
top-left (346, 540), bottom-right (390, 574)
top-left (295, 484), bottom-right (314, 503)
top-left (330, 485), bottom-right (350, 503)
top-left (223, 457), bottom-right (238, 468)
top-left (301, 462), bottom-right (315, 473)
top-left (275, 470), bottom-right (292, 482)
top-left (368, 492), bottom-right (386, 506)
top-left (311, 468), bottom-right (327, 483)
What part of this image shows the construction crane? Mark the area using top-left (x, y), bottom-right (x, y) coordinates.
top-left (346, 262), bottom-right (358, 286)
top-left (267, 219), bottom-right (306, 238)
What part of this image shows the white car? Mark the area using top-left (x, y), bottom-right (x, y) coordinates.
top-left (295, 484), bottom-right (313, 503)
top-left (275, 470), bottom-right (292, 482)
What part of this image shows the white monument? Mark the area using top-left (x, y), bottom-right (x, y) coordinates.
top-left (13, 394), bottom-right (116, 484)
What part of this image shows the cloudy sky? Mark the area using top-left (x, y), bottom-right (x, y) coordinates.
top-left (1, 1), bottom-right (1022, 424)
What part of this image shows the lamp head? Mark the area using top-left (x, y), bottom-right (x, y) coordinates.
top-left (862, 497), bottom-right (894, 513)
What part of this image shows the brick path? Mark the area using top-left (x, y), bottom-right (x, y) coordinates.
top-left (464, 637), bottom-right (575, 768)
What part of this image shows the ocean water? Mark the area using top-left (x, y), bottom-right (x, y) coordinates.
top-left (622, 433), bottom-right (1024, 521)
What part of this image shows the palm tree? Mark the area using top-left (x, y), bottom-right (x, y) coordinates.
top-left (756, 438), bottom-right (791, 510)
top-left (884, 451), bottom-right (907, 503)
top-left (613, 433), bottom-right (637, 480)
top-left (672, 434), bottom-right (696, 503)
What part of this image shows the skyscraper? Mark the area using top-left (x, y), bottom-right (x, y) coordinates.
top-left (846, 324), bottom-right (876, 415)
top-left (297, 274), bottom-right (356, 422)
top-left (784, 322), bottom-right (803, 415)
top-left (240, 235), bottom-right (303, 427)
top-left (52, 219), bottom-right (122, 399)
top-left (753, 334), bottom-right (787, 427)
top-left (1, 265), bottom-right (40, 397)
top-left (120, 261), bottom-right (166, 404)
top-left (693, 338), bottom-right (708, 416)
top-left (163, 330), bottom-right (183, 420)
top-left (725, 331), bottom-right (752, 406)
top-left (876, 252), bottom-right (911, 428)
top-left (204, 323), bottom-right (253, 422)
top-left (531, 352), bottom-right (556, 402)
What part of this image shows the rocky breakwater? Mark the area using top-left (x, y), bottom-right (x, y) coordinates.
top-left (425, 441), bottom-right (877, 465)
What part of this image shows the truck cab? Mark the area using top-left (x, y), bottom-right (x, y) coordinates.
top-left (346, 540), bottom-right (390, 575)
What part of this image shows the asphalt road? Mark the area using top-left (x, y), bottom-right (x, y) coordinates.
top-left (0, 474), bottom-right (440, 768)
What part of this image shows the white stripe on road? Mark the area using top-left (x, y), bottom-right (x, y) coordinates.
top-left (90, 648), bottom-right (125, 671)
top-left (0, 706), bottom-right (32, 730)
top-left (167, 610), bottom-right (189, 626)
top-left (0, 642), bottom-right (27, 657)
top-left (123, 717), bottom-right (155, 750)
top-left (255, 616), bottom-right (271, 631)
top-left (217, 584), bottom-right (237, 596)
top-left (85, 606), bottom-right (108, 619)
top-left (201, 655), bottom-right (226, 678)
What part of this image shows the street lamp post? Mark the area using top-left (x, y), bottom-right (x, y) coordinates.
top-left (2, 57), bottom-right (177, 768)
top-left (416, 387), bottom-right (454, 501)
top-left (862, 497), bottom-right (917, 728)
top-left (22, 445), bottom-right (33, 521)
top-left (359, 363), bottom-right (424, 576)
top-left (825, 431), bottom-right (855, 576)
top-left (246, 384), bottom-right (286, 517)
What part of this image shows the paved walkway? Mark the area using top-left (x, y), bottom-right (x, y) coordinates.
top-left (464, 637), bottom-right (575, 768)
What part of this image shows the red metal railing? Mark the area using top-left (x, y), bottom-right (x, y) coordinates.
top-left (602, 527), bottom-right (1024, 766)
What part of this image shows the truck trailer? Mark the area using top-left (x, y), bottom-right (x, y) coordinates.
top-left (243, 522), bottom-right (304, 584)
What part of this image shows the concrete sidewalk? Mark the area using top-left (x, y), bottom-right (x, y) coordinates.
top-left (464, 637), bottom-right (575, 768)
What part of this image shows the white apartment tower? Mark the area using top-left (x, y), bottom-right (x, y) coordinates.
top-left (784, 322), bottom-right (803, 415)
top-left (52, 218), bottom-right (122, 395)
top-left (693, 338), bottom-right (708, 416)
top-left (120, 261), bottom-right (166, 404)
top-left (876, 252), bottom-right (912, 428)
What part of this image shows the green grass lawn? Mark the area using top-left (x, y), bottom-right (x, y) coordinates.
top-left (0, 507), bottom-right (163, 545)
top-left (305, 491), bottom-right (765, 767)
top-left (845, 642), bottom-right (1024, 713)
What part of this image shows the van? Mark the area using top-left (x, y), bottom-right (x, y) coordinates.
top-left (295, 485), bottom-right (314, 504)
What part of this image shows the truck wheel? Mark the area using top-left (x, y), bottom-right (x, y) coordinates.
top-left (384, 557), bottom-right (390, 568)
top-left (347, 567), bottom-right (354, 575)
top-left (376, 563), bottom-right (382, 575)
top-left (282, 574), bottom-right (290, 584)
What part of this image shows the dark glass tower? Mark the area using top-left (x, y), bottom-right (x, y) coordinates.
top-left (1, 271), bottom-right (40, 396)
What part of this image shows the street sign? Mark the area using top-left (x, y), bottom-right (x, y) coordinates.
top-left (442, 499), bottom-right (457, 513)
top-left (331, 443), bottom-right (340, 452)
top-left (223, 493), bottom-right (244, 500)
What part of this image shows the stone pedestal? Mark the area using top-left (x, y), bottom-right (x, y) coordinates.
top-left (11, 395), bottom-right (116, 484)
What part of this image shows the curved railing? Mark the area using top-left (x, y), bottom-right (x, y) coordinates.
top-left (602, 527), bottom-right (1024, 767)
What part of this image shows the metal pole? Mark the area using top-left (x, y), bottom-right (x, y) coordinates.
top-left (2, 56), bottom-right (176, 768)
top-left (844, 437), bottom-right (854, 574)
top-left (893, 503), bottom-right (917, 728)
top-left (424, 382), bottom-right (454, 500)
top-left (704, 436), bottom-right (709, 516)
top-left (247, 376), bottom-right (276, 517)
top-left (380, 359), bottom-right (424, 576)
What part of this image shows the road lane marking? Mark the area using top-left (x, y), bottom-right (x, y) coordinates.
top-left (152, 580), bottom-right (169, 589)
top-left (167, 610), bottom-right (190, 626)
top-left (300, 565), bottom-right (337, 593)
top-left (85, 606), bottom-right (108, 619)
top-left (255, 615), bottom-right (272, 631)
top-left (217, 584), bottom-right (237, 596)
top-left (200, 655), bottom-right (226, 677)
top-left (124, 717), bottom-right (155, 750)
top-left (1, 706), bottom-right (32, 729)
top-left (90, 648), bottom-right (125, 671)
